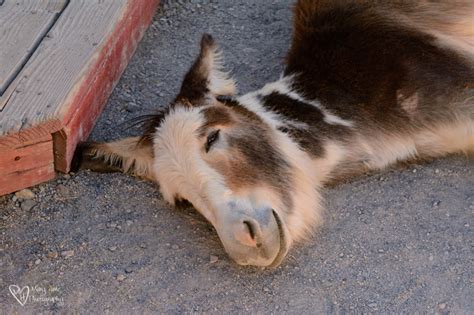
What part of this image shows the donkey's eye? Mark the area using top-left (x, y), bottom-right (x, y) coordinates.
top-left (205, 129), bottom-right (220, 153)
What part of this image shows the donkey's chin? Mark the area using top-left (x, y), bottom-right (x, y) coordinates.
top-left (215, 207), bottom-right (289, 267)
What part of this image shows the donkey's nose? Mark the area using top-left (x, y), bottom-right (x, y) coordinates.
top-left (214, 206), bottom-right (288, 267)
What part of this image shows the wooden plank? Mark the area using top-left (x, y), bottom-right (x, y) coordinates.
top-left (0, 0), bottom-right (129, 135)
top-left (0, 138), bottom-right (52, 174)
top-left (56, 0), bottom-right (160, 172)
top-left (0, 138), bottom-right (55, 196)
top-left (0, 163), bottom-right (55, 196)
top-left (0, 0), bottom-right (159, 195)
top-left (0, 0), bottom-right (67, 98)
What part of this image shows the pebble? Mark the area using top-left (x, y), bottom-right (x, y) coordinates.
top-left (171, 244), bottom-right (179, 250)
top-left (140, 243), bottom-right (147, 249)
top-left (438, 303), bottom-right (447, 310)
top-left (116, 274), bottom-right (126, 281)
top-left (368, 303), bottom-right (378, 308)
top-left (21, 200), bottom-right (37, 211)
top-left (107, 223), bottom-right (117, 229)
top-left (47, 251), bottom-right (59, 259)
top-left (61, 250), bottom-right (75, 258)
top-left (432, 200), bottom-right (441, 207)
top-left (209, 255), bottom-right (218, 264)
top-left (109, 246), bottom-right (117, 252)
top-left (35, 259), bottom-right (41, 265)
top-left (435, 169), bottom-right (440, 174)
top-left (125, 267), bottom-right (134, 274)
top-left (15, 189), bottom-right (35, 200)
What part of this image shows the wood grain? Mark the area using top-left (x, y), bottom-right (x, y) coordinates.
top-left (0, 0), bottom-right (67, 98)
top-left (0, 0), bottom-right (128, 134)
top-left (0, 138), bottom-right (55, 195)
top-left (0, 0), bottom-right (159, 195)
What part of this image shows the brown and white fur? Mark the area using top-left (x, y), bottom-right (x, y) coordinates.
top-left (73, 0), bottom-right (474, 267)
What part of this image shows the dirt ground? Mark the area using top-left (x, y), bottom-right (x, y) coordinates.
top-left (1, 0), bottom-right (473, 313)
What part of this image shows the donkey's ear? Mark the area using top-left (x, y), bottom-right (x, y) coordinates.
top-left (177, 34), bottom-right (236, 103)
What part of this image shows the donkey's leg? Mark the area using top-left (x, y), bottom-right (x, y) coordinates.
top-left (71, 137), bottom-right (155, 180)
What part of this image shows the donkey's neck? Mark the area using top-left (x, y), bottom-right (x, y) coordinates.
top-left (236, 76), bottom-right (358, 183)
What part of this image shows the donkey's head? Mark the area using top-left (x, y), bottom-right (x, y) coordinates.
top-left (150, 35), bottom-right (321, 266)
top-left (76, 34), bottom-right (322, 267)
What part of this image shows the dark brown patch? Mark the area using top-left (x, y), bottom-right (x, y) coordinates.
top-left (286, 0), bottom-right (474, 131)
top-left (175, 34), bottom-right (216, 104)
top-left (261, 92), bottom-right (351, 158)
top-left (198, 105), bottom-right (234, 136)
top-left (208, 117), bottom-right (294, 212)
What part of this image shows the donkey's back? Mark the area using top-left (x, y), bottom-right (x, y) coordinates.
top-left (284, 0), bottom-right (474, 173)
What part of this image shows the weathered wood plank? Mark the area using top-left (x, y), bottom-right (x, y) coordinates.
top-left (0, 138), bottom-right (55, 196)
top-left (0, 0), bottom-right (159, 195)
top-left (55, 0), bottom-right (160, 172)
top-left (0, 0), bottom-right (128, 134)
top-left (0, 0), bottom-right (67, 97)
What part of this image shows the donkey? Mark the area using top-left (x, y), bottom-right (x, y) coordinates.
top-left (73, 0), bottom-right (474, 267)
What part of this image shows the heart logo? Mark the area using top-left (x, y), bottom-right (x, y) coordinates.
top-left (9, 285), bottom-right (29, 306)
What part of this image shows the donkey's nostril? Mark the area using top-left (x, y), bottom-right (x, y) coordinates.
top-left (234, 220), bottom-right (260, 247)
top-left (243, 220), bottom-right (256, 240)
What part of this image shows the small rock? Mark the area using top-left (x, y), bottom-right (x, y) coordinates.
top-left (140, 243), bottom-right (147, 249)
top-left (107, 223), bottom-right (117, 229)
top-left (368, 303), bottom-right (377, 308)
top-left (438, 303), bottom-right (447, 310)
top-left (263, 287), bottom-right (271, 292)
top-left (125, 102), bottom-right (140, 113)
top-left (61, 250), bottom-right (74, 258)
top-left (109, 246), bottom-right (117, 252)
top-left (56, 184), bottom-right (70, 197)
top-left (377, 249), bottom-right (384, 253)
top-left (21, 200), bottom-right (37, 211)
top-left (435, 169), bottom-right (440, 174)
top-left (15, 189), bottom-right (35, 199)
top-left (339, 253), bottom-right (344, 258)
top-left (125, 267), bottom-right (134, 274)
top-left (47, 252), bottom-right (58, 259)
top-left (116, 274), bottom-right (126, 281)
top-left (209, 255), bottom-right (218, 264)
top-left (35, 259), bottom-right (41, 265)
top-left (412, 169), bottom-right (417, 173)
top-left (126, 220), bottom-right (133, 226)
top-left (429, 255), bottom-right (434, 261)
top-left (432, 200), bottom-right (441, 207)
top-left (171, 244), bottom-right (179, 250)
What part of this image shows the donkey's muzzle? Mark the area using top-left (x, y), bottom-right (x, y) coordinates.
top-left (215, 206), bottom-right (288, 267)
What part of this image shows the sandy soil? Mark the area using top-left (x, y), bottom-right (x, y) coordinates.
top-left (1, 1), bottom-right (472, 313)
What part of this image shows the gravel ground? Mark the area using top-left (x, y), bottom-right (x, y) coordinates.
top-left (1, 0), bottom-right (473, 313)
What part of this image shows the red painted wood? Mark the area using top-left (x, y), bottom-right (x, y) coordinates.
top-left (0, 0), bottom-right (160, 195)
top-left (57, 0), bottom-right (160, 172)
top-left (0, 139), bottom-right (55, 195)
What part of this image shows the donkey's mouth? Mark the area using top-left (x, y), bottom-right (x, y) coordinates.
top-left (215, 206), bottom-right (290, 267)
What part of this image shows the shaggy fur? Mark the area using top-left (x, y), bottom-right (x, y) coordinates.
top-left (73, 0), bottom-right (474, 267)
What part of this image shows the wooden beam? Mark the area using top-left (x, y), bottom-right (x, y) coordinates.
top-left (0, 0), bottom-right (160, 195)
